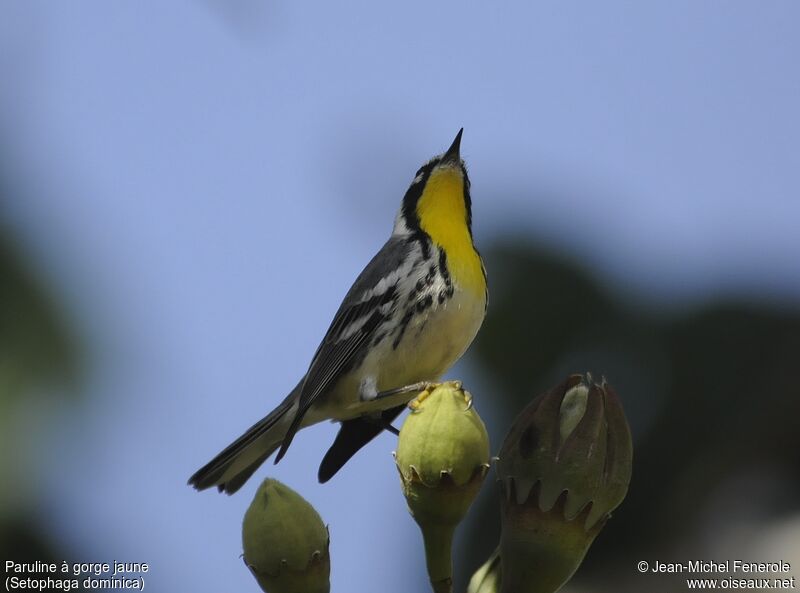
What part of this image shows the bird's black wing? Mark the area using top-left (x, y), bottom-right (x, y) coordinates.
top-left (273, 236), bottom-right (412, 462)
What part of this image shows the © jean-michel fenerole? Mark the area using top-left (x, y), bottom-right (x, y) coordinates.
top-left (189, 129), bottom-right (488, 494)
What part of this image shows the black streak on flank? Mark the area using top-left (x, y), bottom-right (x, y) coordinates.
top-left (372, 332), bottom-right (386, 347)
top-left (409, 262), bottom-right (438, 302)
top-left (425, 264), bottom-right (437, 285)
top-left (437, 248), bottom-right (452, 291)
top-left (416, 294), bottom-right (433, 314)
top-left (435, 248), bottom-right (455, 305)
top-left (392, 308), bottom-right (416, 350)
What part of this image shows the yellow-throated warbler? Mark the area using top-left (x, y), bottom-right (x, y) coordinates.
top-left (189, 129), bottom-right (487, 493)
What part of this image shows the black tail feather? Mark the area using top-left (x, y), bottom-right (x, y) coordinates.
top-left (317, 405), bottom-right (405, 483)
top-left (216, 448), bottom-right (275, 494)
top-left (189, 387), bottom-right (297, 493)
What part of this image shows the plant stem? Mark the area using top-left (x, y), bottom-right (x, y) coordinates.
top-left (421, 523), bottom-right (455, 593)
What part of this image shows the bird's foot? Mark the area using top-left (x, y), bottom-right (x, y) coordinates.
top-left (407, 380), bottom-right (463, 411)
top-left (372, 380), bottom-right (437, 402)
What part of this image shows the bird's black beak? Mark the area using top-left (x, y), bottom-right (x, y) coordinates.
top-left (441, 128), bottom-right (464, 164)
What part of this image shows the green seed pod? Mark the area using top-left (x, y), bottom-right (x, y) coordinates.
top-left (495, 374), bottom-right (633, 593)
top-left (242, 478), bottom-right (330, 593)
top-left (395, 381), bottom-right (491, 593)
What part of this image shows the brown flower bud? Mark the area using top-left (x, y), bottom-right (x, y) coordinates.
top-left (494, 374), bottom-right (633, 593)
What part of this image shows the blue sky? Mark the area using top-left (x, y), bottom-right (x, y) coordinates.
top-left (2, 2), bottom-right (799, 592)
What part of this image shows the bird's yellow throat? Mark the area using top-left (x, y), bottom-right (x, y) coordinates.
top-left (416, 167), bottom-right (485, 295)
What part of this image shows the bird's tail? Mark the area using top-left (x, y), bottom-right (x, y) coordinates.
top-left (188, 382), bottom-right (300, 495)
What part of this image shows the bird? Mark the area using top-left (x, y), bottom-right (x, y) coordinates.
top-left (189, 129), bottom-right (487, 494)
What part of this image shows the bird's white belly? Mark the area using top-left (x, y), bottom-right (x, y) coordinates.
top-left (315, 286), bottom-right (486, 421)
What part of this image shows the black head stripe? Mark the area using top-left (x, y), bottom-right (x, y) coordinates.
top-left (401, 158), bottom-right (439, 231)
top-left (400, 156), bottom-right (473, 236)
top-left (461, 163), bottom-right (473, 234)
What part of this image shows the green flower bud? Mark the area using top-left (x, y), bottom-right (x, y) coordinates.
top-left (242, 478), bottom-right (330, 593)
top-left (467, 547), bottom-right (501, 593)
top-left (495, 374), bottom-right (633, 593)
top-left (395, 381), bottom-right (491, 593)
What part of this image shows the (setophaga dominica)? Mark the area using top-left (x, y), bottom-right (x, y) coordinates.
top-left (189, 129), bottom-right (487, 493)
